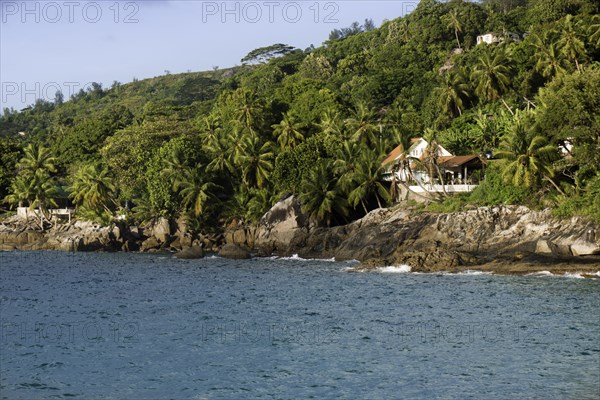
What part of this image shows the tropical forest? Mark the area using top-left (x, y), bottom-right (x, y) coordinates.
top-left (1, 0), bottom-right (599, 238)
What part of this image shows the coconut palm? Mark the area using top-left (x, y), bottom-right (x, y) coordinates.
top-left (235, 135), bottom-right (275, 189)
top-left (589, 15), bottom-right (600, 47)
top-left (272, 112), bottom-right (304, 150)
top-left (173, 166), bottom-right (222, 217)
top-left (5, 171), bottom-right (59, 230)
top-left (345, 102), bottom-right (379, 145)
top-left (299, 162), bottom-right (348, 227)
top-left (333, 140), bottom-right (362, 195)
top-left (69, 163), bottom-right (116, 212)
top-left (318, 108), bottom-right (349, 141)
top-left (494, 112), bottom-right (560, 190)
top-left (471, 49), bottom-right (512, 101)
top-left (17, 143), bottom-right (57, 176)
top-left (444, 9), bottom-right (463, 49)
top-left (235, 89), bottom-right (262, 133)
top-left (557, 15), bottom-right (587, 73)
top-left (198, 115), bottom-right (222, 148)
top-left (434, 71), bottom-right (470, 117)
top-left (531, 34), bottom-right (568, 79)
top-left (348, 145), bottom-right (391, 212)
top-left (205, 134), bottom-right (234, 173)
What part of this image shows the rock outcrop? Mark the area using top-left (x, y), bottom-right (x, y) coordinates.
top-left (241, 200), bottom-right (600, 273)
top-left (219, 243), bottom-right (251, 259)
top-left (174, 246), bottom-right (204, 259)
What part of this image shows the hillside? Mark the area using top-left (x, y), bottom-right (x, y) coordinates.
top-left (1, 0), bottom-right (599, 235)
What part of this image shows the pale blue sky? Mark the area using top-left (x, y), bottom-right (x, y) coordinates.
top-left (0, 0), bottom-right (417, 112)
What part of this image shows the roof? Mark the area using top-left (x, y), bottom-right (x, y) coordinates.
top-left (439, 155), bottom-right (483, 168)
top-left (381, 144), bottom-right (406, 166)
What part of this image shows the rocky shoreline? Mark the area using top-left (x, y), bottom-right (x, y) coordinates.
top-left (2, 198), bottom-right (600, 276)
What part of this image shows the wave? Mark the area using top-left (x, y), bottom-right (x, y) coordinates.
top-left (453, 270), bottom-right (494, 276)
top-left (562, 272), bottom-right (585, 279)
top-left (275, 254), bottom-right (337, 262)
top-left (525, 271), bottom-right (599, 279)
top-left (377, 265), bottom-right (412, 273)
top-left (525, 271), bottom-right (554, 277)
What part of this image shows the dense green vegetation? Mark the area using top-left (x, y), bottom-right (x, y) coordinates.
top-left (1, 0), bottom-right (599, 232)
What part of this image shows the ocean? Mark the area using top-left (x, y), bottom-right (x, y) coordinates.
top-left (1, 251), bottom-right (599, 399)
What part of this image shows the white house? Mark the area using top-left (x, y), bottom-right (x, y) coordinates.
top-left (476, 32), bottom-right (520, 45)
top-left (382, 138), bottom-right (485, 200)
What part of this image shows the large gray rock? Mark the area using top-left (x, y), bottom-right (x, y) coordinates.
top-left (174, 246), bottom-right (204, 259)
top-left (253, 195), bottom-right (309, 255)
top-left (151, 217), bottom-right (172, 243)
top-left (219, 243), bottom-right (251, 259)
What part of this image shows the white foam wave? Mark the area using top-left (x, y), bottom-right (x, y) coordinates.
top-left (454, 270), bottom-right (494, 276)
top-left (563, 272), bottom-right (585, 279)
top-left (277, 254), bottom-right (337, 262)
top-left (377, 265), bottom-right (412, 273)
top-left (525, 271), bottom-right (554, 277)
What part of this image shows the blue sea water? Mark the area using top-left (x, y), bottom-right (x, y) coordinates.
top-left (0, 251), bottom-right (598, 399)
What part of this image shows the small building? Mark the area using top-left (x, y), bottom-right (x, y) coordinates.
top-left (382, 139), bottom-right (486, 202)
top-left (476, 32), bottom-right (520, 45)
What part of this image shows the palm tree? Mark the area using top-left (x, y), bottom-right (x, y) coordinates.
top-left (299, 162), bottom-right (348, 227)
top-left (17, 143), bottom-right (57, 176)
top-left (531, 34), bottom-right (568, 79)
top-left (471, 108), bottom-right (505, 151)
top-left (318, 108), bottom-right (349, 141)
top-left (348, 145), bottom-right (391, 212)
top-left (198, 115), bottom-right (222, 148)
top-left (205, 134), bottom-right (234, 173)
top-left (272, 112), bottom-right (305, 150)
top-left (235, 135), bottom-right (275, 189)
top-left (69, 163), bottom-right (116, 212)
top-left (589, 15), bottom-right (600, 48)
top-left (333, 140), bottom-right (361, 195)
top-left (434, 71), bottom-right (470, 117)
top-left (494, 112), bottom-right (560, 190)
top-left (471, 49), bottom-right (512, 101)
top-left (173, 166), bottom-right (222, 217)
top-left (444, 9), bottom-right (463, 49)
top-left (6, 144), bottom-right (59, 229)
top-left (5, 171), bottom-right (59, 230)
top-left (235, 89), bottom-right (262, 134)
top-left (557, 15), bottom-right (587, 73)
top-left (345, 102), bottom-right (379, 145)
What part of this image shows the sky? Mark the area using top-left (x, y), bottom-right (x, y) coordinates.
top-left (0, 0), bottom-right (418, 112)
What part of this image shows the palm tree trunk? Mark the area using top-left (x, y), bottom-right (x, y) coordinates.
top-left (455, 30), bottom-right (461, 49)
top-left (545, 176), bottom-right (566, 196)
top-left (361, 200), bottom-right (368, 214)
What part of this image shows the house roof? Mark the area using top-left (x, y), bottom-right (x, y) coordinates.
top-left (381, 144), bottom-right (406, 166)
top-left (438, 155), bottom-right (483, 168)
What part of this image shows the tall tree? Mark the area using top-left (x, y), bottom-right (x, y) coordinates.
top-left (299, 162), bottom-right (348, 227)
top-left (348, 145), bottom-right (391, 212)
top-left (444, 9), bottom-right (463, 49)
top-left (235, 135), bottom-right (275, 189)
top-left (69, 163), bottom-right (116, 212)
top-left (345, 103), bottom-right (379, 145)
top-left (557, 15), bottom-right (587, 73)
top-left (495, 112), bottom-right (560, 190)
top-left (434, 71), bottom-right (470, 117)
top-left (272, 113), bottom-right (305, 150)
top-left (471, 49), bottom-right (512, 101)
top-left (173, 166), bottom-right (221, 217)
